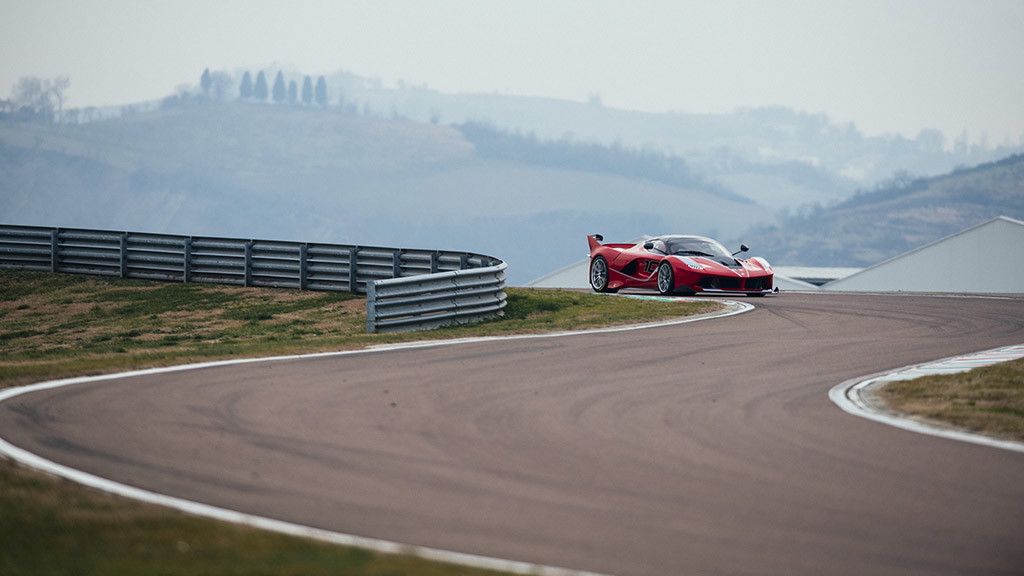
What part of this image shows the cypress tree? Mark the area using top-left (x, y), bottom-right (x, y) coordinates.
top-left (200, 68), bottom-right (211, 96)
top-left (301, 76), bottom-right (313, 105)
top-left (315, 76), bottom-right (327, 107)
top-left (239, 71), bottom-right (253, 99)
top-left (272, 71), bottom-right (286, 103)
top-left (254, 71), bottom-right (268, 101)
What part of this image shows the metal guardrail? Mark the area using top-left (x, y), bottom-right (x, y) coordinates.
top-left (0, 225), bottom-right (507, 333)
top-left (367, 263), bottom-right (508, 333)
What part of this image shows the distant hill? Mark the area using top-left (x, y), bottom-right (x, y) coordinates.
top-left (0, 101), bottom-right (764, 285)
top-left (5, 89), bottom-right (1023, 282)
top-left (326, 70), bottom-right (1024, 209)
top-left (750, 154), bottom-right (1024, 267)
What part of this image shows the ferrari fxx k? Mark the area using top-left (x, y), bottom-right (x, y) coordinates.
top-left (588, 234), bottom-right (775, 296)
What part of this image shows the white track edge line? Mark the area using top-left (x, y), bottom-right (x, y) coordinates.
top-left (0, 297), bottom-right (749, 576)
top-left (829, 343), bottom-right (1024, 454)
top-left (0, 433), bottom-right (606, 576)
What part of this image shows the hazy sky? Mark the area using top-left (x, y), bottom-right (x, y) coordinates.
top-left (2, 0), bottom-right (1022, 145)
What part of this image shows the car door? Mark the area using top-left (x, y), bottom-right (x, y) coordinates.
top-left (638, 239), bottom-right (667, 284)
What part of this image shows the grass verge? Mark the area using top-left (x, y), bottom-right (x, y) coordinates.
top-left (0, 460), bottom-right (514, 576)
top-left (0, 268), bottom-right (718, 576)
top-left (879, 357), bottom-right (1024, 442)
top-left (0, 269), bottom-right (716, 388)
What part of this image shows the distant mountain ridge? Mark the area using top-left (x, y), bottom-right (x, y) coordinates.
top-left (455, 121), bottom-right (751, 205)
top-left (50, 65), bottom-right (1021, 214)
top-left (0, 101), bottom-right (764, 284)
top-left (751, 154), bottom-right (1024, 267)
top-left (325, 69), bottom-right (1023, 206)
top-left (3, 84), bottom-right (1023, 283)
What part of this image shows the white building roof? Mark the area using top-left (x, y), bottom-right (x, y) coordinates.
top-left (822, 216), bottom-right (1024, 293)
top-left (526, 258), bottom-right (592, 289)
top-left (772, 266), bottom-right (863, 286)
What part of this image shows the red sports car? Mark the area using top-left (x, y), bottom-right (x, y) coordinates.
top-left (588, 234), bottom-right (775, 296)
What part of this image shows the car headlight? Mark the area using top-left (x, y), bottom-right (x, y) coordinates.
top-left (751, 257), bottom-right (773, 273)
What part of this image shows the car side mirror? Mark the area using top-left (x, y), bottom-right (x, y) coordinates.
top-left (732, 244), bottom-right (749, 256)
top-left (643, 241), bottom-right (654, 250)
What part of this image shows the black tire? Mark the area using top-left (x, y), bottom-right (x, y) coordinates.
top-left (657, 261), bottom-right (675, 295)
top-left (590, 256), bottom-right (611, 292)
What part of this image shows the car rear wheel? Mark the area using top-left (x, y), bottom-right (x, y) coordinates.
top-left (657, 261), bottom-right (675, 295)
top-left (590, 256), bottom-right (611, 292)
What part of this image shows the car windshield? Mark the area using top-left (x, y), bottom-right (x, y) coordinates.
top-left (665, 237), bottom-right (734, 263)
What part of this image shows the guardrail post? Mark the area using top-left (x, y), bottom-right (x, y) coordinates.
top-left (460, 253), bottom-right (468, 270)
top-left (349, 246), bottom-right (359, 293)
top-left (392, 249), bottom-right (402, 279)
top-left (366, 280), bottom-right (377, 333)
top-left (50, 228), bottom-right (59, 273)
top-left (244, 240), bottom-right (254, 287)
top-left (119, 233), bottom-right (129, 279)
top-left (430, 251), bottom-right (439, 274)
top-left (183, 237), bottom-right (192, 283)
top-left (299, 243), bottom-right (309, 290)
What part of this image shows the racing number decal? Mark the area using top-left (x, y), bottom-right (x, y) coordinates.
top-left (643, 260), bottom-right (659, 273)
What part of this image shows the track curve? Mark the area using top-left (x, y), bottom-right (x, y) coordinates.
top-left (2, 292), bottom-right (1024, 576)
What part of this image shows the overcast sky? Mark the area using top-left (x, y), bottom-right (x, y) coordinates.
top-left (2, 0), bottom-right (1022, 145)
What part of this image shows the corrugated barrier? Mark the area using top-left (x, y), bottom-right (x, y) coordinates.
top-left (0, 225), bottom-right (506, 333)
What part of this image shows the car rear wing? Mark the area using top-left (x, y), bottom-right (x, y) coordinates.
top-left (588, 234), bottom-right (634, 253)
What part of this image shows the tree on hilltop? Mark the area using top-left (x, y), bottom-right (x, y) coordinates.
top-left (254, 71), bottom-right (268, 101)
top-left (272, 71), bottom-right (286, 103)
top-left (9, 75), bottom-right (70, 123)
top-left (239, 71), bottom-right (253, 99)
top-left (301, 76), bottom-right (313, 105)
top-left (315, 76), bottom-right (327, 107)
top-left (209, 71), bottom-right (233, 101)
top-left (50, 76), bottom-right (70, 122)
top-left (200, 68), bottom-right (211, 96)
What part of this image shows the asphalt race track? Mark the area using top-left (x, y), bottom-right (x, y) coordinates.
top-left (2, 292), bottom-right (1024, 576)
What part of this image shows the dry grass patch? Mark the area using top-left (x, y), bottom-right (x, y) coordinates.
top-left (0, 269), bottom-right (719, 388)
top-left (879, 357), bottom-right (1024, 442)
top-left (0, 458), bottom-right (512, 576)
